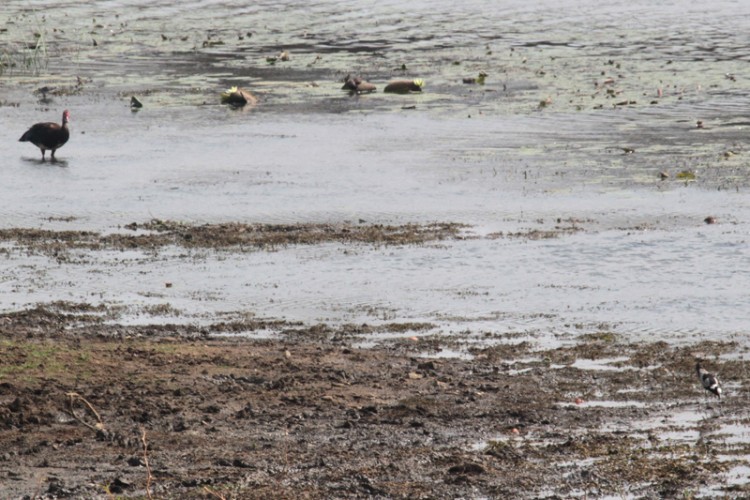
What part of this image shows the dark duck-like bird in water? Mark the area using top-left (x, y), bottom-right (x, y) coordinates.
top-left (19, 109), bottom-right (71, 161)
top-left (696, 362), bottom-right (722, 399)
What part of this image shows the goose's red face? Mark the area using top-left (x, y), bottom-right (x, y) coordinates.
top-left (63, 110), bottom-right (71, 123)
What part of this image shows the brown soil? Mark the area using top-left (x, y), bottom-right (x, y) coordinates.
top-left (1, 303), bottom-right (748, 499)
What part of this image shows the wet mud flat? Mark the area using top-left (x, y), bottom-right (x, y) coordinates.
top-left (0, 224), bottom-right (749, 499)
top-left (2, 305), bottom-right (748, 499)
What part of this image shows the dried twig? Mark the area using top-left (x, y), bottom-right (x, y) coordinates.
top-left (66, 392), bottom-right (104, 431)
top-left (140, 426), bottom-right (154, 500)
top-left (202, 486), bottom-right (227, 500)
top-left (32, 475), bottom-right (44, 500)
top-left (103, 484), bottom-right (116, 500)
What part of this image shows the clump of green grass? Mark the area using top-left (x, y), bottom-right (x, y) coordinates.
top-left (0, 339), bottom-right (92, 383)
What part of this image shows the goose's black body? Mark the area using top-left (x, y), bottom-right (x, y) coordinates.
top-left (20, 110), bottom-right (70, 161)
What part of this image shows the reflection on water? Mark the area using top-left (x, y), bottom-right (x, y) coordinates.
top-left (1, 1), bottom-right (750, 343)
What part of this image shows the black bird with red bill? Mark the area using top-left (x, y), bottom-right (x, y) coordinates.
top-left (19, 109), bottom-right (71, 161)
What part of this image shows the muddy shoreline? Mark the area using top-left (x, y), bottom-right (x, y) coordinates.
top-left (2, 304), bottom-right (746, 499)
top-left (0, 226), bottom-right (748, 499)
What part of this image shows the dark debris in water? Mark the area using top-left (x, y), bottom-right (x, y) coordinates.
top-left (0, 220), bottom-right (469, 254)
top-left (487, 225), bottom-right (583, 240)
top-left (130, 219), bottom-right (467, 248)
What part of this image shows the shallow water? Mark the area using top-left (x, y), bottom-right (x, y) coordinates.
top-left (2, 1), bottom-right (750, 342)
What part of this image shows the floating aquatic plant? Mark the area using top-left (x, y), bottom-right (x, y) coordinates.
top-left (220, 86), bottom-right (239, 102)
top-left (676, 170), bottom-right (696, 180)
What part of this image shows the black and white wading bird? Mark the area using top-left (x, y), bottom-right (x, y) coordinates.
top-left (696, 362), bottom-right (722, 399)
